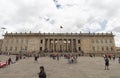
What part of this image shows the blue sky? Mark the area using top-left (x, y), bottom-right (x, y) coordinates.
top-left (0, 0), bottom-right (120, 46)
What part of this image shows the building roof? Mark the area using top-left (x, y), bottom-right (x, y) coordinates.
top-left (4, 32), bottom-right (114, 37)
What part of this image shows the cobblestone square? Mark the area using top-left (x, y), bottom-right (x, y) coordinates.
top-left (0, 55), bottom-right (120, 78)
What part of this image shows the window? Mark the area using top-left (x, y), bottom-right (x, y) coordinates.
top-left (92, 46), bottom-right (95, 51)
top-left (21, 47), bottom-right (22, 50)
top-left (105, 39), bottom-right (107, 43)
top-left (79, 47), bottom-right (81, 51)
top-left (41, 40), bottom-right (43, 44)
top-left (6, 40), bottom-right (9, 43)
top-left (40, 47), bottom-right (42, 51)
top-left (10, 47), bottom-right (12, 51)
top-left (26, 39), bottom-right (28, 44)
top-left (111, 47), bottom-right (113, 51)
top-left (96, 39), bottom-right (99, 43)
top-left (110, 39), bottom-right (112, 43)
top-left (11, 39), bottom-right (13, 44)
top-left (101, 39), bottom-right (103, 43)
top-left (15, 47), bottom-right (17, 51)
top-left (98, 39), bottom-right (101, 43)
top-left (102, 47), bottom-right (104, 51)
top-left (106, 47), bottom-right (109, 51)
top-left (5, 47), bottom-right (8, 51)
top-left (21, 39), bottom-right (23, 43)
top-left (16, 39), bottom-right (19, 43)
top-left (91, 39), bottom-right (94, 43)
top-left (97, 46), bottom-right (99, 51)
top-left (25, 46), bottom-right (27, 50)
top-left (78, 40), bottom-right (80, 44)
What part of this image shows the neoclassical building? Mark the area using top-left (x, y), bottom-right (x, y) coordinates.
top-left (0, 39), bottom-right (3, 52)
top-left (1, 32), bottom-right (116, 55)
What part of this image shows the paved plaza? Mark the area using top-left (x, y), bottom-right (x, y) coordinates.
top-left (0, 55), bottom-right (120, 78)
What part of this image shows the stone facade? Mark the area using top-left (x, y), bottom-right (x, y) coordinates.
top-left (0, 39), bottom-right (3, 52)
top-left (1, 32), bottom-right (116, 55)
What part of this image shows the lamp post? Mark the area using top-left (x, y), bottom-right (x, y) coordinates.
top-left (1, 27), bottom-right (6, 38)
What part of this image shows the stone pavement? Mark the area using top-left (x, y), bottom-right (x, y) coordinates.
top-left (0, 55), bottom-right (120, 78)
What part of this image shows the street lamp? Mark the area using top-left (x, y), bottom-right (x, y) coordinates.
top-left (1, 27), bottom-right (6, 38)
top-left (1, 27), bottom-right (6, 35)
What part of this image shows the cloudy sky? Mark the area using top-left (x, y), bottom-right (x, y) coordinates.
top-left (0, 0), bottom-right (120, 46)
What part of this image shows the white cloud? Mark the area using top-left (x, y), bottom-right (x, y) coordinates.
top-left (0, 0), bottom-right (120, 46)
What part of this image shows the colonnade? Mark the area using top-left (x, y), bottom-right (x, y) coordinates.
top-left (44, 38), bottom-right (79, 52)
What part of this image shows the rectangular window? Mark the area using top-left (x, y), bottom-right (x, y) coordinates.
top-left (106, 47), bottom-right (109, 51)
top-left (21, 39), bottom-right (23, 43)
top-left (40, 47), bottom-right (42, 51)
top-left (16, 39), bottom-right (19, 43)
top-left (5, 47), bottom-right (7, 51)
top-left (111, 47), bottom-right (113, 51)
top-left (15, 47), bottom-right (17, 51)
top-left (97, 46), bottom-right (99, 51)
top-left (96, 39), bottom-right (99, 43)
top-left (78, 40), bottom-right (80, 44)
top-left (110, 39), bottom-right (112, 43)
top-left (98, 39), bottom-right (101, 43)
top-left (11, 39), bottom-right (13, 44)
top-left (105, 39), bottom-right (107, 43)
top-left (41, 40), bottom-right (43, 44)
top-left (6, 40), bottom-right (9, 43)
top-left (25, 46), bottom-right (27, 50)
top-left (101, 39), bottom-right (103, 43)
top-left (78, 47), bottom-right (81, 51)
top-left (21, 47), bottom-right (22, 50)
top-left (91, 39), bottom-right (94, 43)
top-left (10, 47), bottom-right (12, 51)
top-left (92, 46), bottom-right (95, 51)
top-left (102, 47), bottom-right (104, 51)
top-left (26, 39), bottom-right (28, 44)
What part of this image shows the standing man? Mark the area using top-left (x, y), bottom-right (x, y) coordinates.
top-left (104, 57), bottom-right (109, 70)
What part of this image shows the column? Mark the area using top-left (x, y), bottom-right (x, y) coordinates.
top-left (61, 39), bottom-right (63, 52)
top-left (53, 39), bottom-right (55, 52)
top-left (47, 39), bottom-right (50, 52)
top-left (71, 39), bottom-right (73, 52)
top-left (76, 39), bottom-right (78, 52)
top-left (45, 39), bottom-right (47, 52)
top-left (66, 39), bottom-right (68, 52)
top-left (42, 39), bottom-right (45, 52)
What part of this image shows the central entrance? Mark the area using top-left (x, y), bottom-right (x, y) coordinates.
top-left (44, 38), bottom-right (77, 53)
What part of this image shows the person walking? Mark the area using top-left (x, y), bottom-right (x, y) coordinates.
top-left (38, 66), bottom-right (46, 78)
top-left (8, 57), bottom-right (12, 65)
top-left (104, 57), bottom-right (109, 70)
top-left (34, 54), bottom-right (38, 62)
top-left (118, 57), bottom-right (120, 64)
top-left (112, 55), bottom-right (115, 61)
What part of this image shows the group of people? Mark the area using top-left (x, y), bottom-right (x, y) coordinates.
top-left (1, 53), bottom-right (120, 78)
top-left (103, 54), bottom-right (120, 70)
top-left (66, 54), bottom-right (78, 64)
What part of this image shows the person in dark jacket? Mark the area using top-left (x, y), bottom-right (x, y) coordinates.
top-left (38, 66), bottom-right (46, 78)
top-left (8, 57), bottom-right (12, 65)
top-left (118, 57), bottom-right (120, 64)
top-left (104, 57), bottom-right (109, 70)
